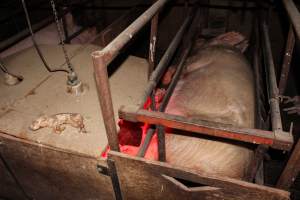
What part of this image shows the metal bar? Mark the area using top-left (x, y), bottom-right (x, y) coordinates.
top-left (277, 138), bottom-right (300, 190)
top-left (92, 53), bottom-right (120, 151)
top-left (97, 0), bottom-right (171, 65)
top-left (157, 125), bottom-right (166, 161)
top-left (282, 0), bottom-right (300, 42)
top-left (261, 21), bottom-right (284, 132)
top-left (119, 106), bottom-right (293, 151)
top-left (0, 16), bottom-right (53, 52)
top-left (107, 158), bottom-right (123, 200)
top-left (148, 0), bottom-right (159, 79)
top-left (92, 0), bottom-right (171, 152)
top-left (61, 3), bottom-right (263, 11)
top-left (246, 16), bottom-right (269, 182)
top-left (139, 13), bottom-right (193, 107)
top-left (279, 25), bottom-right (295, 95)
top-left (136, 128), bottom-right (156, 157)
top-left (64, 26), bottom-right (86, 43)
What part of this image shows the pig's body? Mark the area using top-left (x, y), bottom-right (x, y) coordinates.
top-left (165, 45), bottom-right (255, 180)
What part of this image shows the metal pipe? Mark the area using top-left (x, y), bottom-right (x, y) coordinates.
top-left (136, 128), bottom-right (156, 157)
top-left (279, 25), bottom-right (295, 95)
top-left (159, 43), bottom-right (192, 112)
top-left (148, 0), bottom-right (159, 79)
top-left (92, 53), bottom-right (120, 151)
top-left (98, 0), bottom-right (171, 65)
top-left (139, 13), bottom-right (193, 107)
top-left (261, 21), bottom-right (283, 132)
top-left (92, 0), bottom-right (170, 152)
top-left (157, 125), bottom-right (166, 161)
top-left (282, 0), bottom-right (300, 42)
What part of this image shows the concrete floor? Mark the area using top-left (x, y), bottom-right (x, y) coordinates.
top-left (0, 44), bottom-right (148, 157)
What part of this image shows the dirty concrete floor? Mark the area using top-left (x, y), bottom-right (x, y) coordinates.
top-left (0, 44), bottom-right (148, 157)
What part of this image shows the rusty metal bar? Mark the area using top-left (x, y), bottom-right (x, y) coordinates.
top-left (96, 0), bottom-right (171, 66)
top-left (139, 13), bottom-right (193, 107)
top-left (136, 128), bottom-right (156, 157)
top-left (282, 0), bottom-right (300, 42)
top-left (246, 17), bottom-right (269, 182)
top-left (261, 21), bottom-right (283, 132)
top-left (92, 0), bottom-right (170, 151)
top-left (157, 125), bottom-right (166, 161)
top-left (119, 106), bottom-right (293, 151)
top-left (279, 25), bottom-right (295, 95)
top-left (277, 138), bottom-right (300, 190)
top-left (148, 0), bottom-right (159, 78)
top-left (92, 53), bottom-right (120, 151)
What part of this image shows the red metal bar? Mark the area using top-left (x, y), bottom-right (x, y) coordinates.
top-left (119, 106), bottom-right (293, 151)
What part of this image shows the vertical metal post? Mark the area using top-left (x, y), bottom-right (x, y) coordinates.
top-left (107, 158), bottom-right (123, 200)
top-left (279, 25), bottom-right (295, 95)
top-left (282, 0), bottom-right (300, 42)
top-left (261, 21), bottom-right (283, 132)
top-left (92, 52), bottom-right (120, 152)
top-left (277, 139), bottom-right (300, 190)
top-left (157, 125), bottom-right (166, 161)
top-left (148, 0), bottom-right (159, 78)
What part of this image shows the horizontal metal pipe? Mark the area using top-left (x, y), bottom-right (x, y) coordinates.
top-left (98, 0), bottom-right (171, 65)
top-left (139, 13), bottom-right (193, 107)
top-left (282, 0), bottom-right (300, 42)
top-left (119, 106), bottom-right (293, 151)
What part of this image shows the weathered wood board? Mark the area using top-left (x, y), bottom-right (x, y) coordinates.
top-left (109, 151), bottom-right (290, 200)
top-left (0, 132), bottom-right (114, 200)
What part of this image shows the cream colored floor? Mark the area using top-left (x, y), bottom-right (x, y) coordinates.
top-left (0, 44), bottom-right (148, 157)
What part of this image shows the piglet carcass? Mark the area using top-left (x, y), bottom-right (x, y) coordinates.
top-left (164, 33), bottom-right (255, 180)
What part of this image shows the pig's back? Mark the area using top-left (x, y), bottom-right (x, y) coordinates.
top-left (165, 45), bottom-right (255, 180)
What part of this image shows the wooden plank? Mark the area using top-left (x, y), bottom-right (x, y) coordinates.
top-left (0, 132), bottom-right (114, 200)
top-left (119, 106), bottom-right (293, 150)
top-left (277, 139), bottom-right (300, 190)
top-left (109, 151), bottom-right (290, 200)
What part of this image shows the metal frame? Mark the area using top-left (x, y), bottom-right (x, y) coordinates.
top-left (90, 0), bottom-right (300, 197)
top-left (92, 0), bottom-right (294, 155)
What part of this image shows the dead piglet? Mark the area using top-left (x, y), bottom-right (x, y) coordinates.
top-left (30, 113), bottom-right (86, 134)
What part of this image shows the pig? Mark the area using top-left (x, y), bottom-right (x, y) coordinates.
top-left (163, 32), bottom-right (255, 180)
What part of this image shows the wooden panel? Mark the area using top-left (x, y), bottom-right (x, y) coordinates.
top-left (109, 151), bottom-right (290, 200)
top-left (0, 132), bottom-right (114, 200)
